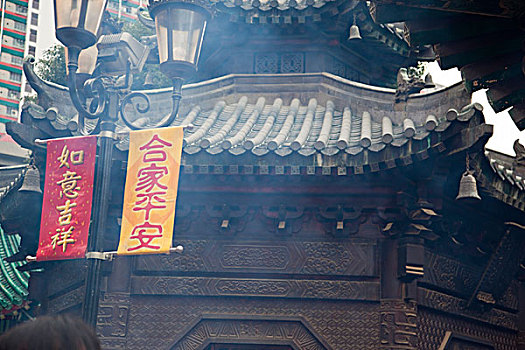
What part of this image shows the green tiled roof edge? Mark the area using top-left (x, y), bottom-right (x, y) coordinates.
top-left (0, 226), bottom-right (28, 313)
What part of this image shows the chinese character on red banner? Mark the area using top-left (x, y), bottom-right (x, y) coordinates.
top-left (37, 136), bottom-right (97, 261)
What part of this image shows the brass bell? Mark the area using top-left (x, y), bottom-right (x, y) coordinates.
top-left (456, 170), bottom-right (480, 200)
top-left (143, 71), bottom-right (155, 89)
top-left (18, 165), bottom-right (42, 194)
top-left (424, 73), bottom-right (435, 88)
top-left (348, 24), bottom-right (362, 40)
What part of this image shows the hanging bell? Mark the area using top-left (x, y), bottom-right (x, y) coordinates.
top-left (18, 165), bottom-right (42, 194)
top-left (348, 24), bottom-right (362, 41)
top-left (456, 170), bottom-right (480, 200)
top-left (424, 73), bottom-right (435, 88)
top-left (143, 71), bottom-right (155, 89)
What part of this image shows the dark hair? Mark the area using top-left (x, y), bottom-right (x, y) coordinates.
top-left (0, 315), bottom-right (101, 350)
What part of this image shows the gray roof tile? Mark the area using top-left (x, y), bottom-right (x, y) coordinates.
top-left (22, 72), bottom-right (479, 171)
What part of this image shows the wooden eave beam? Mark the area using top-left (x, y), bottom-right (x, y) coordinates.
top-left (371, 0), bottom-right (519, 18)
top-left (461, 52), bottom-right (524, 92)
top-left (467, 223), bottom-right (525, 308)
top-left (434, 32), bottom-right (523, 70)
top-left (369, 2), bottom-right (450, 23)
top-left (486, 76), bottom-right (525, 113)
top-left (443, 124), bottom-right (493, 156)
top-left (404, 17), bottom-right (515, 46)
top-left (509, 102), bottom-right (525, 130)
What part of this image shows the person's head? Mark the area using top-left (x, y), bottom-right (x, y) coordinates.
top-left (0, 314), bottom-right (101, 350)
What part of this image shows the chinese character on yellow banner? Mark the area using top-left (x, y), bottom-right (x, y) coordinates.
top-left (118, 127), bottom-right (183, 255)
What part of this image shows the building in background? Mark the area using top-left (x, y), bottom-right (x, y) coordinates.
top-left (106, 0), bottom-right (143, 21)
top-left (0, 0), bottom-right (38, 122)
top-left (0, 0), bottom-right (35, 162)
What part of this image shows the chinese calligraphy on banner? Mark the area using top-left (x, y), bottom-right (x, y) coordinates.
top-left (118, 126), bottom-right (183, 255)
top-left (37, 136), bottom-right (97, 261)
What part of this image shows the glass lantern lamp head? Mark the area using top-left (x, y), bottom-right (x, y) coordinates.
top-left (54, 0), bottom-right (108, 50)
top-left (148, 0), bottom-right (212, 81)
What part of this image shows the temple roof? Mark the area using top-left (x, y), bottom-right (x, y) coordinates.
top-left (0, 125), bottom-right (30, 167)
top-left (369, 0), bottom-right (525, 129)
top-left (22, 69), bottom-right (482, 171)
top-left (0, 165), bottom-right (26, 202)
top-left (0, 226), bottom-right (29, 315)
top-left (215, 0), bottom-right (343, 13)
top-left (482, 149), bottom-right (525, 211)
top-left (16, 60), bottom-right (524, 204)
top-left (0, 165), bottom-right (30, 315)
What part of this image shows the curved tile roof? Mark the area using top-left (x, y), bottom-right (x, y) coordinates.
top-left (0, 227), bottom-right (29, 315)
top-left (0, 165), bottom-right (30, 314)
top-left (484, 150), bottom-right (525, 211)
top-left (164, 96), bottom-right (440, 157)
top-left (214, 0), bottom-right (337, 12)
top-left (111, 73), bottom-right (471, 159)
top-left (0, 165), bottom-right (26, 203)
top-left (23, 68), bottom-right (477, 171)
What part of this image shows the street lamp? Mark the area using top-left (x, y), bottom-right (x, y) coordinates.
top-left (51, 0), bottom-right (212, 327)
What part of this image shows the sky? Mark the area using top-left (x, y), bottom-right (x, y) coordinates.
top-left (427, 62), bottom-right (525, 156)
top-left (36, 1), bottom-right (524, 156)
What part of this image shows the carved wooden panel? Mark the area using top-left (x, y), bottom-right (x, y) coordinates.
top-left (46, 286), bottom-right (84, 314)
top-left (469, 226), bottom-right (525, 307)
top-left (281, 53), bottom-right (304, 73)
top-left (254, 52), bottom-right (305, 74)
top-left (130, 276), bottom-right (379, 301)
top-left (422, 252), bottom-right (519, 312)
top-left (498, 281), bottom-right (519, 311)
top-left (439, 332), bottom-right (495, 350)
top-left (97, 293), bottom-right (130, 349)
top-left (135, 240), bottom-right (377, 277)
top-left (205, 345), bottom-right (292, 350)
top-left (418, 309), bottom-right (516, 350)
top-left (171, 318), bottom-right (327, 350)
top-left (125, 297), bottom-right (380, 349)
top-left (422, 252), bottom-right (481, 296)
top-left (379, 300), bottom-right (418, 350)
top-left (418, 287), bottom-right (518, 331)
top-left (46, 259), bottom-right (87, 297)
top-left (255, 53), bottom-right (279, 74)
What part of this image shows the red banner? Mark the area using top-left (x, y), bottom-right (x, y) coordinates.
top-left (37, 136), bottom-right (97, 261)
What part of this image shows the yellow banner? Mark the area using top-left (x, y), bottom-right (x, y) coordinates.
top-left (118, 126), bottom-right (183, 255)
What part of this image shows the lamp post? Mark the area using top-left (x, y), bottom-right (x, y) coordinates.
top-left (52, 0), bottom-right (211, 327)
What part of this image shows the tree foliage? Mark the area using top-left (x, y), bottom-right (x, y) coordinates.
top-left (34, 20), bottom-right (171, 90)
top-left (35, 45), bottom-right (67, 86)
top-left (121, 21), bottom-right (172, 90)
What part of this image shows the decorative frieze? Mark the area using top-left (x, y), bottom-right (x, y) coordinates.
top-left (130, 276), bottom-right (380, 301)
top-left (418, 287), bottom-right (518, 330)
top-left (97, 293), bottom-right (130, 338)
top-left (125, 297), bottom-right (380, 349)
top-left (47, 286), bottom-right (83, 314)
top-left (173, 318), bottom-right (325, 350)
top-left (422, 251), bottom-right (481, 296)
top-left (134, 240), bottom-right (377, 277)
top-left (418, 308), bottom-right (517, 350)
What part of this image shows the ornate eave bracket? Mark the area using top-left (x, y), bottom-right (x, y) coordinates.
top-left (467, 222), bottom-right (525, 310)
top-left (318, 205), bottom-right (365, 236)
